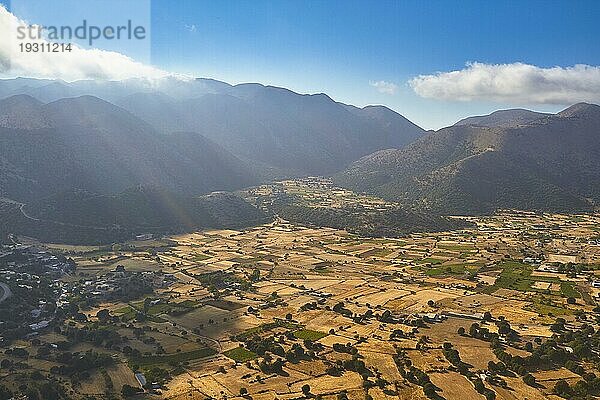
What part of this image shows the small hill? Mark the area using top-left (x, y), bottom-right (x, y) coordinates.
top-left (0, 187), bottom-right (269, 244)
top-left (0, 95), bottom-right (47, 129)
top-left (27, 186), bottom-right (269, 231)
top-left (454, 108), bottom-right (551, 128)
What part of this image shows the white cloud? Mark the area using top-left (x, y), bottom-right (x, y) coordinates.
top-left (409, 62), bottom-right (600, 105)
top-left (0, 4), bottom-right (176, 81)
top-left (370, 80), bottom-right (398, 95)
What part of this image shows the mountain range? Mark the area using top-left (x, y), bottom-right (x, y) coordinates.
top-left (0, 78), bottom-right (424, 178)
top-left (0, 76), bottom-right (598, 242)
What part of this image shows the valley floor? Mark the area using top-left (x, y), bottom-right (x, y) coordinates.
top-left (2, 211), bottom-right (600, 399)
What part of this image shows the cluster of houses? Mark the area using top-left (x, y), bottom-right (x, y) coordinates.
top-left (57, 266), bottom-right (177, 306)
top-left (0, 246), bottom-right (65, 338)
top-left (0, 244), bottom-right (75, 277)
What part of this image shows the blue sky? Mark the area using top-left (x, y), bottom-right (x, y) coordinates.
top-left (2, 0), bottom-right (600, 128)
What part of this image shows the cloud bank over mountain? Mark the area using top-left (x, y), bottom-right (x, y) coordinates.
top-left (370, 80), bottom-right (398, 95)
top-left (0, 5), bottom-right (173, 81)
top-left (410, 62), bottom-right (600, 105)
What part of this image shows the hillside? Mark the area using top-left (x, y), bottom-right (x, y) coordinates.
top-left (335, 103), bottom-right (600, 214)
top-left (0, 94), bottom-right (259, 202)
top-left (0, 188), bottom-right (269, 244)
top-left (115, 85), bottom-right (425, 175)
top-left (0, 94), bottom-right (270, 243)
top-left (26, 186), bottom-right (270, 231)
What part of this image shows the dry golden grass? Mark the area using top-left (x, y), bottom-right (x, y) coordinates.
top-left (429, 371), bottom-right (484, 400)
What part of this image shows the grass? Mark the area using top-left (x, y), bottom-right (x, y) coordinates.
top-left (358, 248), bottom-right (394, 258)
top-left (176, 300), bottom-right (199, 308)
top-left (224, 346), bottom-right (257, 362)
top-left (378, 239), bottom-right (406, 246)
top-left (131, 347), bottom-right (217, 366)
top-left (527, 301), bottom-right (574, 317)
top-left (437, 244), bottom-right (475, 251)
top-left (293, 329), bottom-right (328, 341)
top-left (235, 320), bottom-right (302, 341)
top-left (130, 299), bottom-right (200, 317)
top-left (312, 264), bottom-right (329, 273)
top-left (115, 301), bottom-right (193, 323)
top-left (193, 253), bottom-right (212, 261)
top-left (560, 282), bottom-right (580, 298)
top-left (431, 251), bottom-right (462, 258)
top-left (204, 299), bottom-right (244, 311)
top-left (113, 306), bottom-right (137, 321)
top-left (147, 303), bottom-right (173, 315)
top-left (493, 261), bottom-right (534, 291)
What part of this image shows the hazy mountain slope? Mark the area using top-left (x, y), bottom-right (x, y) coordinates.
top-left (121, 89), bottom-right (424, 174)
top-left (0, 77), bottom-right (55, 100)
top-left (0, 78), bottom-right (427, 243)
top-left (454, 109), bottom-right (551, 128)
top-left (0, 78), bottom-right (425, 176)
top-left (0, 95), bottom-right (259, 201)
top-left (0, 95), bottom-right (47, 129)
top-left (114, 91), bottom-right (184, 134)
top-left (335, 103), bottom-right (600, 214)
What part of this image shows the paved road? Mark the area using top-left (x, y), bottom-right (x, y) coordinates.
top-left (0, 282), bottom-right (12, 303)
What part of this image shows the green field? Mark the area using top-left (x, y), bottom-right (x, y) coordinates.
top-left (235, 320), bottom-right (302, 341)
top-left (193, 253), bottom-right (212, 261)
top-left (358, 248), bottom-right (394, 258)
top-left (527, 301), bottom-right (574, 317)
top-left (113, 306), bottom-right (137, 321)
top-left (224, 346), bottom-right (258, 362)
top-left (131, 347), bottom-right (216, 366)
top-left (293, 329), bottom-right (328, 341)
top-left (437, 244), bottom-right (476, 251)
top-left (487, 261), bottom-right (581, 298)
top-left (560, 282), bottom-right (580, 298)
top-left (130, 299), bottom-right (199, 317)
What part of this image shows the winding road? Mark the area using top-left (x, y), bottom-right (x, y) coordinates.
top-left (18, 203), bottom-right (112, 230)
top-left (0, 282), bottom-right (12, 303)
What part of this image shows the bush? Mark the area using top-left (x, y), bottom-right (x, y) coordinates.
top-left (121, 384), bottom-right (142, 397)
top-left (523, 374), bottom-right (536, 386)
top-left (302, 384), bottom-right (311, 395)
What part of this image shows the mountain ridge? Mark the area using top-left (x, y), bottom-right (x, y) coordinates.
top-left (335, 102), bottom-right (600, 214)
top-left (454, 108), bottom-right (551, 128)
